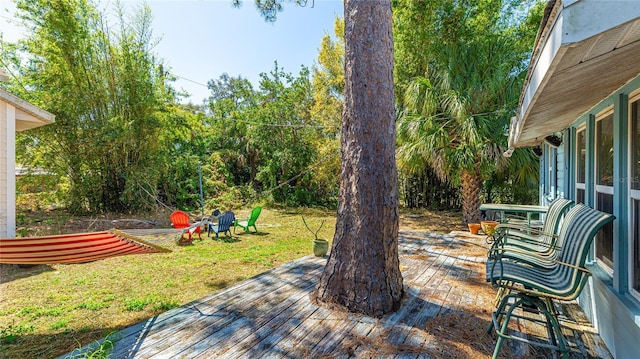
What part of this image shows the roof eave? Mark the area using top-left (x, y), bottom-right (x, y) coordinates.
top-left (510, 0), bottom-right (640, 147)
top-left (0, 88), bottom-right (55, 131)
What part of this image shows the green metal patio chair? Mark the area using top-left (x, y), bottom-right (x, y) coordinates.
top-left (488, 198), bottom-right (574, 254)
top-left (234, 207), bottom-right (261, 233)
top-left (486, 198), bottom-right (574, 272)
top-left (486, 204), bottom-right (615, 359)
top-left (486, 199), bottom-right (574, 305)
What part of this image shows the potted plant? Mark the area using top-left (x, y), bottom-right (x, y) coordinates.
top-left (302, 216), bottom-right (329, 257)
top-left (480, 220), bottom-right (499, 235)
top-left (467, 223), bottom-right (481, 235)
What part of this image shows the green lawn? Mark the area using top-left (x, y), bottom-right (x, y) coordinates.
top-left (0, 207), bottom-right (463, 358)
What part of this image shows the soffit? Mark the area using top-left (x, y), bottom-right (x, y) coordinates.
top-left (511, 1), bottom-right (640, 147)
top-left (0, 89), bottom-right (55, 131)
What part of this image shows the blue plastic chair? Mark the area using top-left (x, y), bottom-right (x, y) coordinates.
top-left (208, 211), bottom-right (235, 238)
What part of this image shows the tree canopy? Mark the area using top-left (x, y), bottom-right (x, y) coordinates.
top-left (0, 0), bottom-right (544, 220)
top-left (394, 0), bottom-right (544, 222)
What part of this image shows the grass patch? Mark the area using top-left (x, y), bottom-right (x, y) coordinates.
top-left (50, 318), bottom-right (70, 330)
top-left (67, 332), bottom-right (117, 359)
top-left (123, 297), bottom-right (155, 311)
top-left (0, 207), bottom-right (463, 358)
top-left (75, 299), bottom-right (110, 311)
top-left (0, 323), bottom-right (35, 344)
top-left (122, 296), bottom-right (178, 312)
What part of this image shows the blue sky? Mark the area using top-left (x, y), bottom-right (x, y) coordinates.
top-left (0, 0), bottom-right (344, 104)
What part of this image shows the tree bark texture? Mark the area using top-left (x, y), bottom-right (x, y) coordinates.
top-left (460, 168), bottom-right (482, 224)
top-left (313, 0), bottom-right (403, 317)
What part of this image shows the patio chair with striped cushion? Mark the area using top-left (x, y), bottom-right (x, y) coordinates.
top-left (488, 198), bottom-right (574, 254)
top-left (486, 198), bottom-right (574, 273)
top-left (486, 203), bottom-right (615, 359)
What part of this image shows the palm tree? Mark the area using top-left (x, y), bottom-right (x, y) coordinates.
top-left (398, 34), bottom-right (537, 223)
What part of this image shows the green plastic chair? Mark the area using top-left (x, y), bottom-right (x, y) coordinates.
top-left (234, 207), bottom-right (262, 233)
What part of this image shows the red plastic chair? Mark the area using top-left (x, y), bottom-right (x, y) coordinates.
top-left (170, 210), bottom-right (201, 242)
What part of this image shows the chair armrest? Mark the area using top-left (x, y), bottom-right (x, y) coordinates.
top-left (488, 248), bottom-right (592, 301)
top-left (489, 247), bottom-right (551, 261)
top-left (502, 248), bottom-right (591, 274)
top-left (499, 213), bottom-right (528, 222)
top-left (494, 223), bottom-right (558, 237)
top-left (493, 234), bottom-right (560, 252)
top-left (489, 227), bottom-right (559, 251)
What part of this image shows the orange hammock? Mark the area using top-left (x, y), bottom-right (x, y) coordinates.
top-left (0, 229), bottom-right (171, 265)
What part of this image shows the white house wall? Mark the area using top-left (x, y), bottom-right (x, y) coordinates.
top-left (590, 272), bottom-right (640, 359)
top-left (0, 100), bottom-right (16, 237)
top-left (0, 89), bottom-right (54, 238)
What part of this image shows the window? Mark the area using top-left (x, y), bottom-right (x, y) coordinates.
top-left (634, 200), bottom-right (640, 294)
top-left (596, 192), bottom-right (614, 268)
top-left (545, 146), bottom-right (557, 199)
top-left (629, 95), bottom-right (640, 296)
top-left (597, 115), bottom-right (614, 186)
top-left (595, 111), bottom-right (614, 271)
top-left (576, 128), bottom-right (586, 204)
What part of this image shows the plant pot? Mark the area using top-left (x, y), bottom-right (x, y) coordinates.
top-left (467, 223), bottom-right (481, 235)
top-left (313, 239), bottom-right (329, 257)
top-left (481, 220), bottom-right (499, 235)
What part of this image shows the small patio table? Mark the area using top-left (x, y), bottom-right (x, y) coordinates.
top-left (479, 203), bottom-right (548, 227)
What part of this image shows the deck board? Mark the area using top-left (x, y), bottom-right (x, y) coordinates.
top-left (62, 231), bottom-right (612, 359)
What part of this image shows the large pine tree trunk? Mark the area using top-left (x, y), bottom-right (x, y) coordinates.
top-left (460, 168), bottom-right (482, 224)
top-left (312, 0), bottom-right (404, 317)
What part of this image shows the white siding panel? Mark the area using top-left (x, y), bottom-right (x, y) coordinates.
top-left (585, 274), bottom-right (640, 359)
top-left (6, 102), bottom-right (15, 237)
top-left (0, 100), bottom-right (7, 237)
top-left (557, 144), bottom-right (566, 198)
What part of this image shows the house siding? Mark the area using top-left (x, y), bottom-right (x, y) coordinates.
top-left (0, 101), bottom-right (7, 237)
top-left (590, 269), bottom-right (640, 359)
top-left (557, 144), bottom-right (565, 199)
top-left (540, 143), bottom-right (563, 205)
top-left (0, 100), bottom-right (17, 238)
top-left (547, 75), bottom-right (640, 358)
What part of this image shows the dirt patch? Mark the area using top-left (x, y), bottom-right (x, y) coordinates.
top-left (14, 207), bottom-right (461, 237)
top-left (400, 210), bottom-right (466, 233)
top-left (15, 209), bottom-right (176, 237)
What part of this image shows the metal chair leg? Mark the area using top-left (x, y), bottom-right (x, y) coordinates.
top-left (491, 295), bottom-right (524, 359)
top-left (490, 293), bottom-right (570, 359)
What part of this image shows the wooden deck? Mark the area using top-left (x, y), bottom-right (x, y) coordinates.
top-left (63, 230), bottom-right (611, 358)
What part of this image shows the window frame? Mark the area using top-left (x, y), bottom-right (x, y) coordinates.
top-left (595, 107), bottom-right (615, 273)
top-left (628, 91), bottom-right (640, 301)
top-left (576, 125), bottom-right (586, 204)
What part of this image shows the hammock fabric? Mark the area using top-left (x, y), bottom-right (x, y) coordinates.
top-left (0, 229), bottom-right (171, 265)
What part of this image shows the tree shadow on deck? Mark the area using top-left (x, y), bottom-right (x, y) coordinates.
top-left (50, 230), bottom-right (606, 359)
